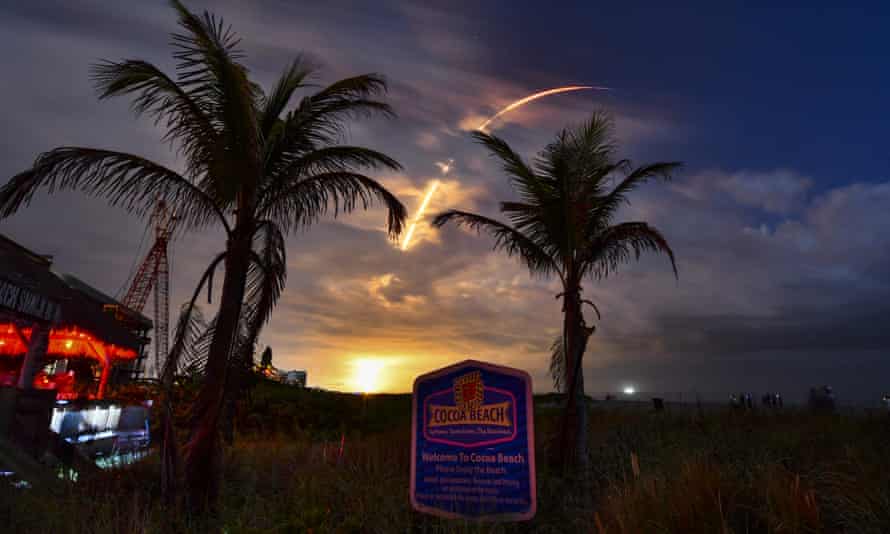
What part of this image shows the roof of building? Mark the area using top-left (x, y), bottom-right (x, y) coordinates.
top-left (0, 233), bottom-right (146, 349)
top-left (0, 234), bottom-right (72, 317)
top-left (59, 274), bottom-right (152, 328)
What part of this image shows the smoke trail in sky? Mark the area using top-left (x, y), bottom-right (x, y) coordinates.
top-left (476, 85), bottom-right (609, 132)
top-left (401, 86), bottom-right (608, 251)
top-left (400, 179), bottom-right (441, 251)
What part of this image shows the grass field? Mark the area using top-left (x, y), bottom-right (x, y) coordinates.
top-left (2, 381), bottom-right (889, 533)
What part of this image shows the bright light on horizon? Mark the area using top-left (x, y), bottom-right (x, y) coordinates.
top-left (623, 386), bottom-right (636, 395)
top-left (351, 358), bottom-right (387, 393)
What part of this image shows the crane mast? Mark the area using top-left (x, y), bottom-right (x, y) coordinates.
top-left (121, 201), bottom-right (177, 376)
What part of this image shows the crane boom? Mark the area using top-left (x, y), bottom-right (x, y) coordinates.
top-left (121, 200), bottom-right (177, 376)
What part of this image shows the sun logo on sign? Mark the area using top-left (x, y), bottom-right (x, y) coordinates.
top-left (454, 371), bottom-right (484, 410)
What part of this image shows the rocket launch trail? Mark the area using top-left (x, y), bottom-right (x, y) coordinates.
top-left (401, 86), bottom-right (608, 251)
top-left (476, 85), bottom-right (609, 132)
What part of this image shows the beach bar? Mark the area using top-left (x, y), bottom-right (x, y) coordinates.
top-left (0, 234), bottom-right (150, 400)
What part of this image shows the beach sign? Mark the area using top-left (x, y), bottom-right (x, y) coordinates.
top-left (410, 360), bottom-right (536, 521)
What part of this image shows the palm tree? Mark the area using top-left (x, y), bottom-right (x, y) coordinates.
top-left (433, 112), bottom-right (679, 472)
top-left (0, 1), bottom-right (406, 507)
top-left (159, 230), bottom-right (279, 500)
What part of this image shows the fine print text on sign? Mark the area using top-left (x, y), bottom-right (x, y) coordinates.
top-left (410, 360), bottom-right (536, 521)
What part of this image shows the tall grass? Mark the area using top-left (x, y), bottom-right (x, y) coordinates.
top-left (1, 386), bottom-right (888, 533)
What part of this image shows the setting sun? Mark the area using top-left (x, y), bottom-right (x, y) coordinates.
top-left (351, 358), bottom-right (387, 393)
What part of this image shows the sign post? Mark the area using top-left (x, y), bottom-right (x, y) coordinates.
top-left (410, 360), bottom-right (536, 521)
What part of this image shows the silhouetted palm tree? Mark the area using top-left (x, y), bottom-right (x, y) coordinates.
top-left (0, 0), bottom-right (405, 507)
top-left (434, 112), bottom-right (678, 472)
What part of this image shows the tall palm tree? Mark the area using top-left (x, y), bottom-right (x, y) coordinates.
top-left (159, 227), bottom-right (280, 501)
top-left (433, 112), bottom-right (679, 472)
top-left (0, 1), bottom-right (406, 506)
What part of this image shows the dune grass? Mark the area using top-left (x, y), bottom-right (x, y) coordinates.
top-left (1, 384), bottom-right (888, 533)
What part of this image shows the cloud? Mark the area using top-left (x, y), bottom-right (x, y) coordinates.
top-left (1, 1), bottom-right (887, 401)
top-left (717, 169), bottom-right (813, 214)
top-left (580, 173), bottom-right (890, 399)
top-left (674, 169), bottom-right (813, 214)
top-left (415, 132), bottom-right (441, 150)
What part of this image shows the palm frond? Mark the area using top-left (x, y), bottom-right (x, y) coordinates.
top-left (170, 0), bottom-right (246, 110)
top-left (243, 220), bottom-right (287, 334)
top-left (166, 304), bottom-right (209, 380)
top-left (499, 199), bottom-right (567, 262)
top-left (500, 201), bottom-right (542, 232)
top-left (535, 130), bottom-right (574, 189)
top-left (591, 162), bottom-right (681, 226)
top-left (303, 74), bottom-right (391, 117)
top-left (186, 310), bottom-right (258, 380)
top-left (182, 313), bottom-right (251, 379)
top-left (472, 131), bottom-right (549, 204)
top-left (261, 145), bottom-right (401, 212)
top-left (262, 171), bottom-right (406, 238)
top-left (575, 159), bottom-right (629, 202)
top-left (183, 316), bottom-right (215, 377)
top-left (281, 74), bottom-right (393, 148)
top-left (170, 0), bottom-right (261, 204)
top-left (571, 111), bottom-right (616, 163)
top-left (432, 210), bottom-right (560, 279)
top-left (281, 145), bottom-right (401, 176)
top-left (539, 113), bottom-right (616, 199)
top-left (583, 222), bottom-right (678, 280)
top-left (91, 59), bottom-right (215, 176)
top-left (281, 97), bottom-right (392, 154)
top-left (264, 102), bottom-right (392, 177)
top-left (0, 148), bottom-right (228, 231)
top-left (162, 252), bottom-right (226, 384)
top-left (259, 55), bottom-right (317, 138)
top-left (260, 73), bottom-right (397, 210)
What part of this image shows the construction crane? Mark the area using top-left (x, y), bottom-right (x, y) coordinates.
top-left (119, 200), bottom-right (177, 376)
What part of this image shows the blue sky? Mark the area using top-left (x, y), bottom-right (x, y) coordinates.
top-left (1, 1), bottom-right (888, 401)
top-left (483, 2), bottom-right (890, 182)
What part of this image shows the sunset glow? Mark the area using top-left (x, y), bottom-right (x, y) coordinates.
top-left (351, 358), bottom-right (387, 393)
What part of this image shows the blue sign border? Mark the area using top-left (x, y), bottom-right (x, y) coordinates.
top-left (410, 359), bottom-right (537, 521)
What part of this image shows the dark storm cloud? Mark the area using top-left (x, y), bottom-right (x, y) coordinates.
top-left (579, 174), bottom-right (890, 399)
top-left (0, 1), bottom-right (888, 396)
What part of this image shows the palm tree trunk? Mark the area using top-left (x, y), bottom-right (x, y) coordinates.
top-left (221, 268), bottom-right (275, 445)
top-left (183, 229), bottom-right (252, 510)
top-left (160, 400), bottom-right (180, 504)
top-left (554, 282), bottom-right (588, 473)
top-left (159, 337), bottom-right (180, 505)
top-left (573, 325), bottom-right (592, 470)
